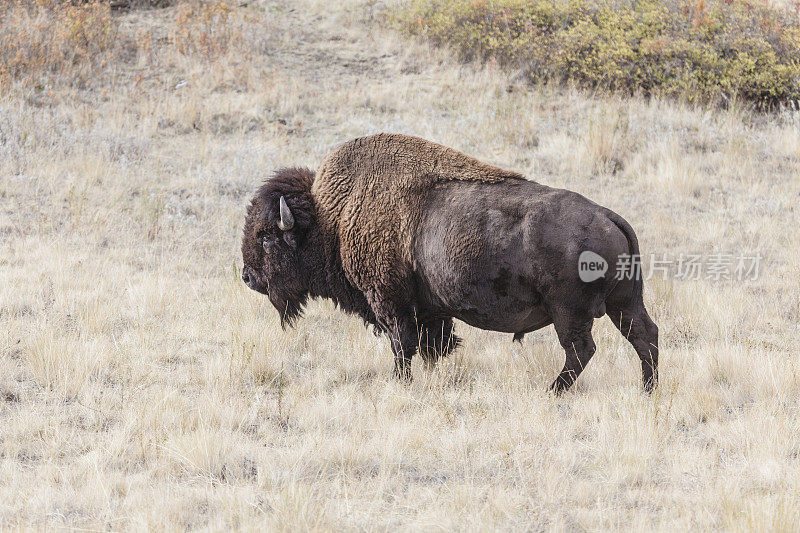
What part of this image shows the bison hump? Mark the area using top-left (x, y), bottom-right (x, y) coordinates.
top-left (310, 133), bottom-right (526, 300)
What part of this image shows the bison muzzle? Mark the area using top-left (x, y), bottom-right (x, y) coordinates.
top-left (241, 133), bottom-right (658, 393)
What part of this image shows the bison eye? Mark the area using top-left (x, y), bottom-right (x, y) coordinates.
top-left (262, 234), bottom-right (278, 251)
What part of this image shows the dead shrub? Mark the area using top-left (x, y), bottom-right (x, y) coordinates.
top-left (170, 0), bottom-right (241, 59)
top-left (0, 0), bottom-right (118, 87)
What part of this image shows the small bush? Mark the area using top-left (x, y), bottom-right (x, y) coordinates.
top-left (171, 0), bottom-right (240, 59)
top-left (0, 0), bottom-right (248, 89)
top-left (0, 0), bottom-right (118, 87)
top-left (395, 0), bottom-right (800, 108)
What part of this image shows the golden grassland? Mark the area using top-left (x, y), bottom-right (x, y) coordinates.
top-left (1, 0), bottom-right (800, 529)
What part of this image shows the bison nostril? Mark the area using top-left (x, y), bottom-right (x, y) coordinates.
top-left (242, 270), bottom-right (251, 284)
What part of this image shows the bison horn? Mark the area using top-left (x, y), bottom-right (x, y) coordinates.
top-left (278, 195), bottom-right (294, 231)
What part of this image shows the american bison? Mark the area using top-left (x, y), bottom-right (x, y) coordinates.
top-left (241, 133), bottom-right (658, 392)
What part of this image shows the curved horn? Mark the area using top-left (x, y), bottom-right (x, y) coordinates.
top-left (278, 195), bottom-right (295, 231)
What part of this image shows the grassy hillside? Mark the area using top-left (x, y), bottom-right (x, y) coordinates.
top-left (1, 0), bottom-right (800, 529)
top-left (395, 0), bottom-right (800, 108)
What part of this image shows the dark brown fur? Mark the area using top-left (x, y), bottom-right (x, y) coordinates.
top-left (241, 167), bottom-right (376, 328)
top-left (242, 134), bottom-right (659, 392)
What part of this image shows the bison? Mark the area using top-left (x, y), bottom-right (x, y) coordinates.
top-left (241, 133), bottom-right (658, 392)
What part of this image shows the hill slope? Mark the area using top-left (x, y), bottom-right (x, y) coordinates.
top-left (1, 0), bottom-right (799, 529)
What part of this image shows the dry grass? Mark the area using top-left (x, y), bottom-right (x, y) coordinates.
top-left (1, 0), bottom-right (799, 529)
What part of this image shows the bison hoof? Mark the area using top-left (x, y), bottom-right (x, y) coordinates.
top-left (549, 380), bottom-right (569, 395)
top-left (393, 366), bottom-right (413, 383)
top-left (643, 377), bottom-right (658, 394)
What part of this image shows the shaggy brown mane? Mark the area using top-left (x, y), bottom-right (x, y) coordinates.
top-left (242, 165), bottom-right (378, 330)
top-left (247, 167), bottom-right (316, 229)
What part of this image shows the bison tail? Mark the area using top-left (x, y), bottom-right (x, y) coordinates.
top-left (602, 208), bottom-right (643, 304)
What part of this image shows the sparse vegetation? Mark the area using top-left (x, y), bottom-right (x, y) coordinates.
top-left (171, 0), bottom-right (243, 58)
top-left (0, 0), bottom-right (247, 88)
top-left (395, 0), bottom-right (800, 108)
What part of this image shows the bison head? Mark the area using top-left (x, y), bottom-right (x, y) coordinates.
top-left (241, 167), bottom-right (316, 327)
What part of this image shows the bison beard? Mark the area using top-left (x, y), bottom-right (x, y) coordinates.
top-left (270, 292), bottom-right (307, 329)
top-left (241, 134), bottom-right (659, 393)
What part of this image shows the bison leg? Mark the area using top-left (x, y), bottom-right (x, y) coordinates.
top-left (607, 304), bottom-right (659, 392)
top-left (418, 318), bottom-right (461, 368)
top-left (365, 290), bottom-right (419, 381)
top-left (383, 315), bottom-right (418, 382)
top-left (549, 311), bottom-right (596, 394)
